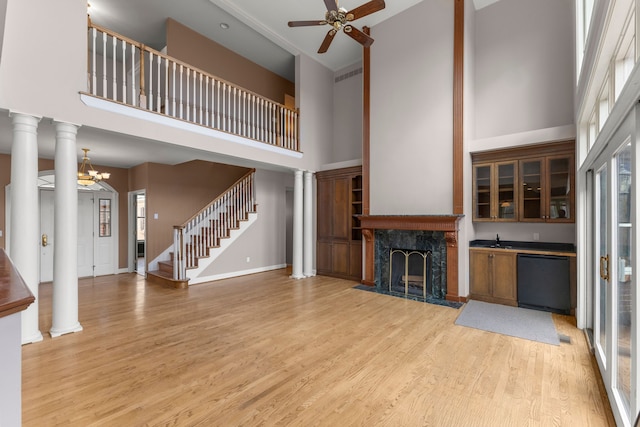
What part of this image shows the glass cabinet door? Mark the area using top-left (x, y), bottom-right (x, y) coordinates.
top-left (520, 159), bottom-right (543, 221)
top-left (473, 164), bottom-right (492, 220)
top-left (547, 156), bottom-right (572, 220)
top-left (496, 162), bottom-right (517, 220)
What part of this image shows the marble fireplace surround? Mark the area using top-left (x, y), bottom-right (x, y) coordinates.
top-left (359, 215), bottom-right (464, 303)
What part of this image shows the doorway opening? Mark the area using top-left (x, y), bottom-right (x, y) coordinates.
top-left (130, 191), bottom-right (146, 276)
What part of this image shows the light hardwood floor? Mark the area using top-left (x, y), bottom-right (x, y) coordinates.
top-left (23, 270), bottom-right (614, 426)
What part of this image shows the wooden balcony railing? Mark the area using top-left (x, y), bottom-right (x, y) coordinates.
top-left (87, 23), bottom-right (299, 152)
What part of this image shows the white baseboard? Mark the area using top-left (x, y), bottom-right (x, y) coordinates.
top-left (188, 264), bottom-right (287, 285)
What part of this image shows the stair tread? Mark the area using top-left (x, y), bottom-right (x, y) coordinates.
top-left (146, 270), bottom-right (189, 289)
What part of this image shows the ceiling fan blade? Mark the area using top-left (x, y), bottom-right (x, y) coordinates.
top-left (347, 0), bottom-right (386, 21)
top-left (288, 20), bottom-right (326, 27)
top-left (324, 0), bottom-right (339, 12)
top-left (344, 25), bottom-right (374, 48)
top-left (318, 29), bottom-right (337, 53)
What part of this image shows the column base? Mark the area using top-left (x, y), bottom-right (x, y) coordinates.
top-left (22, 330), bottom-right (43, 345)
top-left (290, 274), bottom-right (305, 280)
top-left (50, 323), bottom-right (83, 338)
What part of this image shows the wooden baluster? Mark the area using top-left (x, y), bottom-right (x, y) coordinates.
top-left (171, 62), bottom-right (176, 117)
top-left (294, 110), bottom-right (299, 151)
top-left (111, 35), bottom-right (117, 101)
top-left (179, 65), bottom-right (184, 119)
top-left (101, 30), bottom-right (107, 98)
top-left (216, 80), bottom-right (220, 129)
top-left (185, 68), bottom-right (190, 122)
top-left (192, 70), bottom-right (196, 123)
top-left (232, 87), bottom-right (237, 134)
top-left (148, 52), bottom-right (154, 111)
top-left (199, 74), bottom-right (204, 125)
top-left (223, 83), bottom-right (228, 131)
top-left (91, 28), bottom-right (97, 95)
top-left (121, 39), bottom-right (127, 103)
top-left (156, 54), bottom-right (161, 113)
top-left (131, 44), bottom-right (137, 107)
top-left (164, 58), bottom-right (169, 115)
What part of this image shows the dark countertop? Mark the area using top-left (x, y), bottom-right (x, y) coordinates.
top-left (470, 239), bottom-right (576, 253)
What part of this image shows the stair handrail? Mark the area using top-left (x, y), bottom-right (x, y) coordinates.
top-left (173, 169), bottom-right (256, 280)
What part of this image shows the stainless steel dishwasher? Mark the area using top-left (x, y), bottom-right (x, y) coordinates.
top-left (517, 254), bottom-right (571, 314)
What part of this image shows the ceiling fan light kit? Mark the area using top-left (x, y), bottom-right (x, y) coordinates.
top-left (288, 0), bottom-right (385, 53)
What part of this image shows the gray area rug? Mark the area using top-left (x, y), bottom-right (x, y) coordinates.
top-left (455, 300), bottom-right (560, 346)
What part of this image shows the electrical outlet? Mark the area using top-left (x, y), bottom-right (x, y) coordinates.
top-left (533, 233), bottom-right (540, 241)
top-left (154, 213), bottom-right (159, 219)
top-left (246, 257), bottom-right (250, 263)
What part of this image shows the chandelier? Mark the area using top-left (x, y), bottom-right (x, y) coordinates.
top-left (77, 148), bottom-right (110, 186)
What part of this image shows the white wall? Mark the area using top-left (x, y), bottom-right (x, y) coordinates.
top-left (473, 0), bottom-right (574, 140)
top-left (199, 169), bottom-right (290, 277)
top-left (332, 62), bottom-right (363, 163)
top-left (370, 0), bottom-right (454, 215)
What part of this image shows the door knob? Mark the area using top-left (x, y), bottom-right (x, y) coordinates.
top-left (41, 234), bottom-right (48, 247)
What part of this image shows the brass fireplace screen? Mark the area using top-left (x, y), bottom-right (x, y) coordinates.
top-left (388, 248), bottom-right (433, 298)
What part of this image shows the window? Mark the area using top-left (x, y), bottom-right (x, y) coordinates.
top-left (614, 11), bottom-right (636, 101)
top-left (99, 199), bottom-right (111, 237)
top-left (598, 75), bottom-right (611, 131)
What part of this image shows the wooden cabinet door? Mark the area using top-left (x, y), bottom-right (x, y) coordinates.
top-left (495, 161), bottom-right (518, 221)
top-left (332, 242), bottom-right (349, 275)
top-left (349, 242), bottom-right (362, 279)
top-left (317, 241), bottom-right (332, 273)
top-left (317, 179), bottom-right (332, 238)
top-left (469, 250), bottom-right (492, 297)
top-left (492, 252), bottom-right (517, 302)
top-left (519, 158), bottom-right (545, 222)
top-left (546, 155), bottom-right (573, 222)
top-left (332, 177), bottom-right (350, 239)
top-left (473, 163), bottom-right (493, 221)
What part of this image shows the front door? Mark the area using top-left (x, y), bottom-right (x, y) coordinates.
top-left (39, 189), bottom-right (109, 281)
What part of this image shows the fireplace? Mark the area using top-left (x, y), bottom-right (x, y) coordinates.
top-left (388, 248), bottom-right (433, 298)
top-left (359, 215), bottom-right (464, 303)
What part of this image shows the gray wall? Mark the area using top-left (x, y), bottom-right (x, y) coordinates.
top-left (473, 0), bottom-right (575, 140)
top-left (370, 0), bottom-right (455, 215)
top-left (0, 313), bottom-right (21, 426)
top-left (332, 62), bottom-right (363, 163)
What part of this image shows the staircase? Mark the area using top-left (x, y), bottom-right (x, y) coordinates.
top-left (147, 169), bottom-right (256, 288)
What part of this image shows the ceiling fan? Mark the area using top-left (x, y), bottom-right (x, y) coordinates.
top-left (288, 0), bottom-right (386, 53)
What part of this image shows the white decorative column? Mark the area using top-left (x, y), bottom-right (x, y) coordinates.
top-left (291, 170), bottom-right (304, 279)
top-left (10, 112), bottom-right (43, 344)
top-left (50, 121), bottom-right (83, 338)
top-left (303, 171), bottom-right (314, 277)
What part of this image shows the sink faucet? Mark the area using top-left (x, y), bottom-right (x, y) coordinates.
top-left (495, 234), bottom-right (500, 247)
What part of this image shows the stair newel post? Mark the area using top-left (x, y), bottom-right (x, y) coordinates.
top-left (251, 171), bottom-right (256, 212)
top-left (173, 226), bottom-right (183, 281)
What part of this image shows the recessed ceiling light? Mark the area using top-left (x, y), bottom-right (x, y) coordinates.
top-left (220, 23), bottom-right (230, 29)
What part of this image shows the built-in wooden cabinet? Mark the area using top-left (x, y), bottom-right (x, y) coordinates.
top-left (469, 248), bottom-right (517, 306)
top-left (472, 141), bottom-right (575, 223)
top-left (316, 166), bottom-right (362, 280)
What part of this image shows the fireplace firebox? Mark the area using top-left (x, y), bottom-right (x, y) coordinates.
top-left (389, 248), bottom-right (433, 298)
